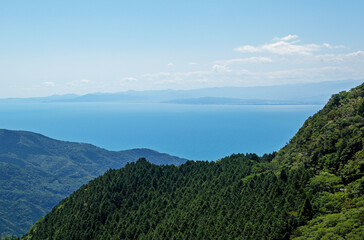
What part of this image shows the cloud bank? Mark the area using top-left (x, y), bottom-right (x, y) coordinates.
top-left (125, 35), bottom-right (363, 90)
top-left (234, 35), bottom-right (321, 56)
top-left (21, 35), bottom-right (364, 94)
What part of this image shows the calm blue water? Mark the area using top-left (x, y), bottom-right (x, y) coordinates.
top-left (0, 103), bottom-right (322, 160)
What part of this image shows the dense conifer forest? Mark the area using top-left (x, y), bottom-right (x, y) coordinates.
top-left (21, 83), bottom-right (364, 239)
top-left (0, 131), bottom-right (186, 236)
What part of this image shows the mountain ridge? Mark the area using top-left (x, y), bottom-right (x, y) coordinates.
top-left (164, 97), bottom-right (317, 105)
top-left (0, 80), bottom-right (361, 105)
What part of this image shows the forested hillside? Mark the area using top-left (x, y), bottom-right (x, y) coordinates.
top-left (275, 83), bottom-right (364, 239)
top-left (0, 130), bottom-right (187, 236)
top-left (22, 83), bottom-right (363, 239)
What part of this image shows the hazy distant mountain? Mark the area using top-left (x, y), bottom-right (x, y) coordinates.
top-left (0, 94), bottom-right (78, 103)
top-left (0, 80), bottom-right (362, 105)
top-left (164, 97), bottom-right (316, 105)
top-left (0, 129), bottom-right (187, 236)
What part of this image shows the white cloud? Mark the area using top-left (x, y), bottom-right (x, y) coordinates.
top-left (106, 35), bottom-right (364, 90)
top-left (188, 62), bottom-right (198, 65)
top-left (123, 77), bottom-right (138, 82)
top-left (119, 64), bottom-right (363, 91)
top-left (174, 71), bottom-right (212, 77)
top-left (235, 35), bottom-right (321, 55)
top-left (314, 54), bottom-right (344, 63)
top-left (263, 66), bottom-right (364, 83)
top-left (244, 57), bottom-right (273, 63)
top-left (217, 57), bottom-right (273, 65)
top-left (323, 43), bottom-right (347, 49)
top-left (142, 72), bottom-right (172, 78)
top-left (264, 41), bottom-right (320, 55)
top-left (345, 50), bottom-right (364, 57)
top-left (212, 64), bottom-right (232, 73)
top-left (315, 50), bottom-right (364, 63)
top-left (234, 45), bottom-right (261, 53)
top-left (274, 34), bottom-right (299, 41)
top-left (42, 81), bottom-right (55, 87)
top-left (142, 71), bottom-right (213, 79)
top-left (80, 79), bottom-right (90, 83)
top-left (67, 79), bottom-right (92, 86)
top-left (167, 62), bottom-right (174, 66)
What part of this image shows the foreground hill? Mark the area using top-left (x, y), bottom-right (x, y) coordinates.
top-left (273, 83), bottom-right (364, 238)
top-left (0, 130), bottom-right (187, 236)
top-left (22, 83), bottom-right (364, 239)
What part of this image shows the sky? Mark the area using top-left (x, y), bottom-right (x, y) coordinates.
top-left (0, 0), bottom-right (363, 98)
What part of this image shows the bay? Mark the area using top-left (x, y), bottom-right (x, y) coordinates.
top-left (0, 103), bottom-right (322, 160)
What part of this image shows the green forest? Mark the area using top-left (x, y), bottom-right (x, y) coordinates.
top-left (19, 83), bottom-right (364, 239)
top-left (0, 130), bottom-right (186, 236)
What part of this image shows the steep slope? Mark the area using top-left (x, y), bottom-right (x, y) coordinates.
top-left (273, 83), bottom-right (364, 238)
top-left (274, 83), bottom-right (364, 174)
top-left (21, 83), bottom-right (364, 239)
top-left (0, 130), bottom-right (187, 236)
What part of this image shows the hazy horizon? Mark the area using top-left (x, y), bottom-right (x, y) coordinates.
top-left (1, 1), bottom-right (364, 98)
top-left (0, 79), bottom-right (362, 100)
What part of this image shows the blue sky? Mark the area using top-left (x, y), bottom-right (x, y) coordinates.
top-left (0, 0), bottom-right (363, 97)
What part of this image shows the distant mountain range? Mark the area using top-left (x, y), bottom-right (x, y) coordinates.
top-left (0, 80), bottom-right (362, 105)
top-left (0, 129), bottom-right (187, 236)
top-left (164, 97), bottom-right (312, 105)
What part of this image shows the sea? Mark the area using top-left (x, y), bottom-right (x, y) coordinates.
top-left (0, 103), bottom-right (322, 160)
